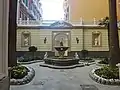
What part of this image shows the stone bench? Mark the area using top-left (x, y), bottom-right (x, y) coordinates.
top-left (0, 73), bottom-right (10, 90)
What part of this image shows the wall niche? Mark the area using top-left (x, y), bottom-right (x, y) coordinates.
top-left (21, 31), bottom-right (31, 47)
top-left (92, 31), bottom-right (102, 47)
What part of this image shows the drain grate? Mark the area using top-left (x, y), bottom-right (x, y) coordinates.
top-left (80, 85), bottom-right (98, 90)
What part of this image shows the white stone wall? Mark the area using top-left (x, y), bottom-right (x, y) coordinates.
top-left (84, 29), bottom-right (109, 51)
top-left (17, 28), bottom-right (120, 52)
top-left (71, 29), bottom-right (83, 51)
top-left (17, 29), bottom-right (52, 51)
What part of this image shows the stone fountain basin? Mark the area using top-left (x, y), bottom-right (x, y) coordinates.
top-left (54, 46), bottom-right (69, 51)
top-left (44, 58), bottom-right (79, 66)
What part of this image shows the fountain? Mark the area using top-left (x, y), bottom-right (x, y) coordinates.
top-left (44, 41), bottom-right (80, 66)
top-left (54, 46), bottom-right (69, 58)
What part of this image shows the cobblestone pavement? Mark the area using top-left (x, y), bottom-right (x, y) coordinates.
top-left (10, 62), bottom-right (120, 90)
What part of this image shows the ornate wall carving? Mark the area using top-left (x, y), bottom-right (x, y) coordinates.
top-left (50, 21), bottom-right (73, 27)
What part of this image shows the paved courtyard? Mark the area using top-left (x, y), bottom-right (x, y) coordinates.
top-left (10, 62), bottom-right (120, 90)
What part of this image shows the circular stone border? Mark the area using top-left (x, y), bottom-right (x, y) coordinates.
top-left (39, 61), bottom-right (96, 69)
top-left (17, 60), bottom-right (43, 64)
top-left (10, 66), bottom-right (35, 85)
top-left (89, 68), bottom-right (120, 85)
top-left (96, 61), bottom-right (109, 67)
top-left (40, 62), bottom-right (85, 69)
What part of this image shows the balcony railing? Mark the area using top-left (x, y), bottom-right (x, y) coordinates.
top-left (17, 18), bottom-right (101, 26)
top-left (17, 18), bottom-right (120, 27)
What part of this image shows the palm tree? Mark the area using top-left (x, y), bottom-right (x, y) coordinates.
top-left (108, 0), bottom-right (120, 67)
top-left (98, 17), bottom-right (110, 49)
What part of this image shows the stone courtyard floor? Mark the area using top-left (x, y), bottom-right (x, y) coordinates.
top-left (10, 62), bottom-right (120, 90)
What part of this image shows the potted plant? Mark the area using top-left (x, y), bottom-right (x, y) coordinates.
top-left (28, 46), bottom-right (37, 60)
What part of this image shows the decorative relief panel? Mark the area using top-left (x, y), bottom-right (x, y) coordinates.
top-left (50, 21), bottom-right (73, 27)
top-left (92, 31), bottom-right (102, 47)
top-left (21, 31), bottom-right (31, 47)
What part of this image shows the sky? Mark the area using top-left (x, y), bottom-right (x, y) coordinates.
top-left (41, 0), bottom-right (64, 20)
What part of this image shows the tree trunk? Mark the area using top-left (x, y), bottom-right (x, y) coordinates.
top-left (109, 0), bottom-right (120, 67)
top-left (107, 24), bottom-right (110, 50)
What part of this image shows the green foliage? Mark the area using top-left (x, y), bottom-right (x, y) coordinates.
top-left (95, 66), bottom-right (119, 79)
top-left (29, 46), bottom-right (37, 52)
top-left (98, 16), bottom-right (109, 26)
top-left (11, 66), bottom-right (29, 79)
top-left (28, 46), bottom-right (37, 60)
top-left (81, 50), bottom-right (88, 59)
top-left (18, 56), bottom-right (33, 62)
top-left (18, 54), bottom-right (42, 62)
top-left (98, 57), bottom-right (109, 64)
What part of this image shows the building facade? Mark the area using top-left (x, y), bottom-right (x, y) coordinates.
top-left (16, 21), bottom-right (120, 58)
top-left (17, 0), bottom-right (43, 21)
top-left (66, 0), bottom-right (109, 22)
top-left (63, 0), bottom-right (120, 22)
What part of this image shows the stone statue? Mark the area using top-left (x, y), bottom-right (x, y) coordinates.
top-left (94, 38), bottom-right (99, 45)
top-left (24, 37), bottom-right (29, 46)
top-left (76, 37), bottom-right (79, 44)
top-left (60, 38), bottom-right (64, 46)
top-left (74, 52), bottom-right (79, 59)
top-left (60, 41), bottom-right (63, 46)
top-left (44, 52), bottom-right (48, 59)
top-left (44, 37), bottom-right (47, 44)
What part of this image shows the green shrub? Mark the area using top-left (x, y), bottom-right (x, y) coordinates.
top-left (81, 50), bottom-right (88, 59)
top-left (28, 46), bottom-right (37, 60)
top-left (98, 57), bottom-right (109, 64)
top-left (95, 66), bottom-right (119, 79)
top-left (18, 56), bottom-right (33, 62)
top-left (11, 66), bottom-right (29, 79)
top-left (18, 55), bottom-right (42, 62)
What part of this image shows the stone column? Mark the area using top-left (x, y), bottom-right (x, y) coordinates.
top-left (17, 0), bottom-right (20, 21)
top-left (8, 0), bottom-right (17, 67)
top-left (0, 0), bottom-right (9, 75)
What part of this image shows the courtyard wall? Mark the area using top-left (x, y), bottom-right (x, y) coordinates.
top-left (16, 26), bottom-right (120, 57)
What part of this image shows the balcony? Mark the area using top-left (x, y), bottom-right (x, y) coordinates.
top-left (17, 18), bottom-right (102, 27)
top-left (17, 17), bottom-right (120, 27)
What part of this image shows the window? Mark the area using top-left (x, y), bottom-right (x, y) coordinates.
top-left (92, 31), bottom-right (102, 47)
top-left (19, 11), bottom-right (22, 18)
top-left (23, 0), bottom-right (28, 7)
top-left (22, 13), bottom-right (24, 20)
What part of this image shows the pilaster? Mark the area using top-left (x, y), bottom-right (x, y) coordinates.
top-left (0, 0), bottom-right (9, 75)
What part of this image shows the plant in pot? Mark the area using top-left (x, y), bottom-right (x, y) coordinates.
top-left (28, 46), bottom-right (37, 60)
top-left (98, 57), bottom-right (109, 65)
top-left (81, 50), bottom-right (88, 60)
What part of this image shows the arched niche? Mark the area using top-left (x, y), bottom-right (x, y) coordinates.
top-left (52, 31), bottom-right (71, 56)
top-left (21, 31), bottom-right (31, 47)
top-left (92, 31), bottom-right (102, 47)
